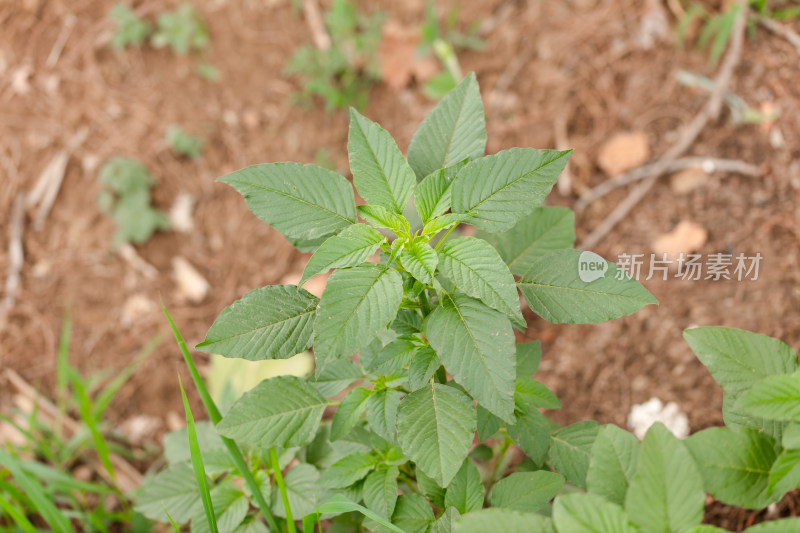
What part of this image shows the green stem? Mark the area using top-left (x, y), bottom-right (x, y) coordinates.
top-left (418, 289), bottom-right (431, 315)
top-left (491, 436), bottom-right (513, 485)
top-left (434, 225), bottom-right (457, 251)
top-left (162, 301), bottom-right (280, 533)
top-left (270, 448), bottom-right (296, 533)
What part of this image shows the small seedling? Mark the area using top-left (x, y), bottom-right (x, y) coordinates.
top-left (151, 4), bottom-right (210, 56)
top-left (286, 0), bottom-right (383, 111)
top-left (109, 3), bottom-right (152, 50)
top-left (96, 157), bottom-right (170, 247)
top-left (166, 126), bottom-right (204, 160)
top-left (419, 2), bottom-right (484, 99)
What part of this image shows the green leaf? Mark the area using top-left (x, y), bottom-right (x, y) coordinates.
top-left (722, 391), bottom-right (785, 443)
top-left (216, 375), bottom-right (327, 448)
top-left (507, 404), bottom-right (551, 465)
top-left (348, 109), bottom-right (416, 214)
top-left (743, 519), bottom-right (800, 532)
top-left (415, 162), bottom-right (467, 223)
top-left (309, 358), bottom-right (363, 397)
top-left (490, 471), bottom-right (564, 513)
top-left (478, 207), bottom-right (575, 277)
top-left (400, 240), bottom-right (438, 284)
top-left (392, 494), bottom-right (435, 533)
top-left (768, 448), bottom-right (800, 498)
top-left (625, 423), bottom-right (705, 533)
top-left (477, 405), bottom-right (503, 442)
top-left (135, 463), bottom-right (202, 522)
top-left (396, 381), bottom-right (477, 487)
top-left (367, 339), bottom-right (418, 376)
top-left (416, 467), bottom-right (446, 508)
top-left (422, 213), bottom-right (474, 237)
top-left (586, 424), bottom-right (641, 506)
top-left (408, 346), bottom-right (441, 391)
top-left (783, 422), bottom-right (800, 449)
top-left (312, 494), bottom-right (405, 533)
top-left (451, 148), bottom-right (571, 233)
top-left (196, 285), bottom-right (318, 361)
top-left (454, 509), bottom-right (556, 533)
top-left (331, 387), bottom-right (373, 441)
top-left (683, 326), bottom-right (799, 395)
top-left (431, 507), bottom-right (461, 533)
top-left (191, 483), bottom-right (249, 533)
top-left (516, 341), bottom-right (542, 380)
top-left (366, 389), bottom-right (402, 441)
top-left (685, 427), bottom-right (778, 509)
top-left (736, 372), bottom-right (800, 421)
top-left (515, 378), bottom-right (561, 410)
top-left (314, 264), bottom-right (403, 364)
top-left (517, 249), bottom-right (657, 324)
top-left (548, 421), bottom-right (599, 489)
top-left (270, 464), bottom-right (322, 519)
top-left (444, 460), bottom-right (484, 514)
top-left (392, 309), bottom-right (422, 335)
top-left (319, 452), bottom-right (378, 488)
top-left (407, 72), bottom-right (486, 181)
top-left (357, 204), bottom-right (410, 236)
top-left (424, 293), bottom-right (515, 422)
top-left (554, 493), bottom-right (641, 533)
top-left (300, 224), bottom-right (386, 285)
top-left (438, 237), bottom-right (524, 325)
top-left (219, 162), bottom-right (356, 244)
top-left (363, 466), bottom-right (399, 518)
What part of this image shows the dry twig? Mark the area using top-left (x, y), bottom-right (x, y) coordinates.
top-left (302, 0), bottom-right (331, 51)
top-left (1, 194), bottom-right (26, 326)
top-left (579, 0), bottom-right (750, 250)
top-left (575, 157), bottom-right (762, 212)
top-left (757, 15), bottom-right (800, 55)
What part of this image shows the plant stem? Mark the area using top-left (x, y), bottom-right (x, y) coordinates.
top-left (418, 289), bottom-right (431, 315)
top-left (270, 448), bottom-right (296, 533)
top-left (491, 435), bottom-right (513, 485)
top-left (162, 301), bottom-right (280, 532)
top-left (434, 225), bottom-right (457, 251)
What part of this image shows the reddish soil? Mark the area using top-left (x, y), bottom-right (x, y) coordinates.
top-left (1, 0), bottom-right (799, 530)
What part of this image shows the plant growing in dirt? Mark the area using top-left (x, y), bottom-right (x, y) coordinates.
top-left (96, 157), bottom-right (170, 248)
top-left (109, 3), bottom-right (152, 51)
top-left (167, 125), bottom-right (204, 160)
top-left (151, 3), bottom-right (210, 56)
top-left (136, 73), bottom-right (729, 533)
top-left (286, 0), bottom-right (383, 111)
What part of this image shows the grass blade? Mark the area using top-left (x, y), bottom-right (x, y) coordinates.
top-left (0, 490), bottom-right (38, 533)
top-left (270, 447), bottom-right (296, 532)
top-left (161, 300), bottom-right (280, 532)
top-left (164, 505), bottom-right (182, 532)
top-left (0, 449), bottom-right (72, 533)
top-left (70, 369), bottom-right (115, 482)
top-left (179, 375), bottom-right (218, 533)
top-left (56, 309), bottom-right (72, 413)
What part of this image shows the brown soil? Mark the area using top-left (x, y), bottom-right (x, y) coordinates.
top-left (1, 0), bottom-right (799, 529)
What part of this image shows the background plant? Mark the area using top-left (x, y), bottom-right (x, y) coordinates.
top-left (109, 3), bottom-right (152, 51)
top-left (286, 0), bottom-right (383, 111)
top-left (166, 125), bottom-right (205, 160)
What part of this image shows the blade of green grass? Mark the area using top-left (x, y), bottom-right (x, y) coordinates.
top-left (161, 300), bottom-right (280, 533)
top-left (179, 375), bottom-right (218, 533)
top-left (164, 505), bottom-right (182, 532)
top-left (93, 331), bottom-right (164, 420)
top-left (0, 449), bottom-right (72, 533)
top-left (70, 368), bottom-right (115, 482)
top-left (270, 447), bottom-right (296, 533)
top-left (19, 459), bottom-right (112, 495)
top-left (0, 490), bottom-right (38, 533)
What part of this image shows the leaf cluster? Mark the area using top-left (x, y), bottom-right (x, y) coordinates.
top-left (96, 157), bottom-right (170, 248)
top-left (167, 125), bottom-right (205, 160)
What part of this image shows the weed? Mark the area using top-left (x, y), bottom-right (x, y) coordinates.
top-left (151, 3), bottom-right (210, 56)
top-left (166, 126), bottom-right (204, 160)
top-left (109, 3), bottom-right (152, 51)
top-left (96, 157), bottom-right (170, 248)
top-left (286, 0), bottom-right (383, 111)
